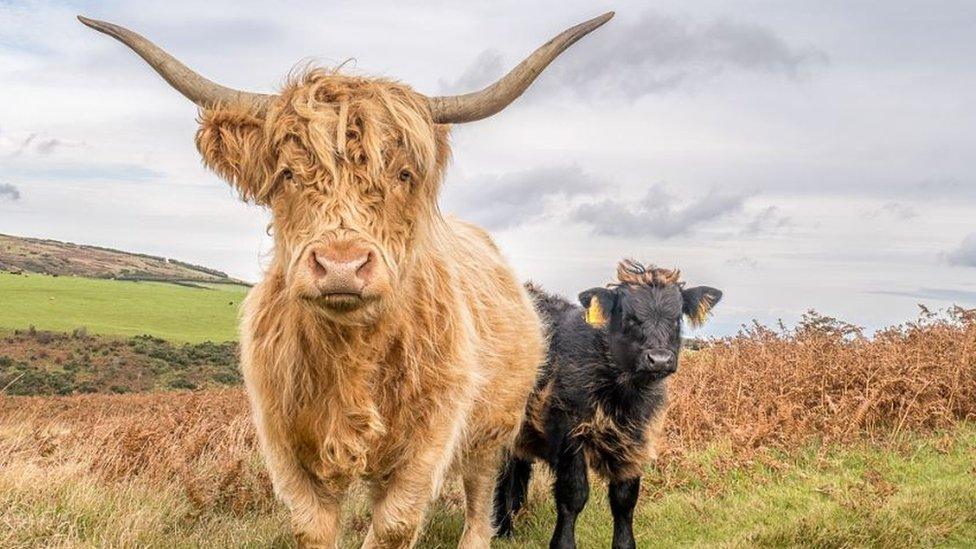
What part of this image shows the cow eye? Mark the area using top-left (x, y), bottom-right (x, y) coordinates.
top-left (279, 168), bottom-right (293, 182)
top-left (398, 169), bottom-right (413, 184)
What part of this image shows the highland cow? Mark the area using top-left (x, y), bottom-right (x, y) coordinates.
top-left (494, 260), bottom-right (722, 549)
top-left (79, 12), bottom-right (613, 548)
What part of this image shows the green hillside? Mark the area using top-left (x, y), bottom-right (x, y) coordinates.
top-left (0, 273), bottom-right (246, 343)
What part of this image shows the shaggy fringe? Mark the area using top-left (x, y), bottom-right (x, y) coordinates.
top-left (616, 258), bottom-right (681, 287)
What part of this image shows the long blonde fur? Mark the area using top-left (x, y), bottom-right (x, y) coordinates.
top-left (197, 70), bottom-right (544, 548)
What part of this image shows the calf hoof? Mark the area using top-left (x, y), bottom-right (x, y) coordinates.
top-left (549, 537), bottom-right (576, 549)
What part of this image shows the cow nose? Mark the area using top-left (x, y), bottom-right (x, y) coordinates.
top-left (642, 349), bottom-right (675, 370)
top-left (308, 246), bottom-right (374, 295)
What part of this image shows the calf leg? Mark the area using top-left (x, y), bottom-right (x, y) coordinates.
top-left (492, 456), bottom-right (518, 538)
top-left (509, 457), bottom-right (533, 516)
top-left (608, 477), bottom-right (640, 549)
top-left (492, 456), bottom-right (533, 538)
top-left (549, 445), bottom-right (589, 549)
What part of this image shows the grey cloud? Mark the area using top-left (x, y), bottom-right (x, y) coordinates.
top-left (558, 12), bottom-right (828, 99)
top-left (7, 133), bottom-right (68, 157)
top-left (456, 10), bottom-right (828, 101)
top-left (35, 138), bottom-right (64, 155)
top-left (441, 165), bottom-right (601, 230)
top-left (9, 134), bottom-right (36, 157)
top-left (572, 185), bottom-right (748, 238)
top-left (0, 183), bottom-right (21, 200)
top-left (439, 49), bottom-right (505, 94)
top-left (725, 256), bottom-right (758, 269)
top-left (947, 234), bottom-right (976, 267)
top-left (743, 205), bottom-right (792, 235)
top-left (866, 202), bottom-right (918, 220)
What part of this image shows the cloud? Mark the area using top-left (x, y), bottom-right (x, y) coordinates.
top-left (572, 185), bottom-right (748, 238)
top-left (947, 233), bottom-right (976, 267)
top-left (743, 205), bottom-right (792, 235)
top-left (559, 11), bottom-right (828, 99)
top-left (725, 256), bottom-right (758, 269)
top-left (866, 202), bottom-right (917, 220)
top-left (34, 138), bottom-right (64, 155)
top-left (441, 165), bottom-right (601, 230)
top-left (0, 183), bottom-right (21, 201)
top-left (439, 49), bottom-right (505, 94)
top-left (455, 10), bottom-right (828, 101)
top-left (5, 133), bottom-right (68, 157)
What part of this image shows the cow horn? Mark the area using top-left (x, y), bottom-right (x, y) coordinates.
top-left (427, 11), bottom-right (614, 124)
top-left (78, 16), bottom-right (273, 110)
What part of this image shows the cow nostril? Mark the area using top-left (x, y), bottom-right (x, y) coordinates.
top-left (356, 251), bottom-right (374, 280)
top-left (310, 251), bottom-right (328, 278)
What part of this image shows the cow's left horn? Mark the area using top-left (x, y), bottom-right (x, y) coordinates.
top-left (427, 11), bottom-right (614, 124)
top-left (78, 16), bottom-right (273, 111)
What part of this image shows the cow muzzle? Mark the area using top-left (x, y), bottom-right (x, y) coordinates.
top-left (637, 348), bottom-right (677, 378)
top-left (299, 241), bottom-right (385, 312)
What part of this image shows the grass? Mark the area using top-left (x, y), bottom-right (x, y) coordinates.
top-left (0, 273), bottom-right (247, 343)
top-left (492, 427), bottom-right (976, 548)
top-left (1, 424), bottom-right (973, 548)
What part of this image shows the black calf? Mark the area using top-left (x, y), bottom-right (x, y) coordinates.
top-left (495, 260), bottom-right (722, 548)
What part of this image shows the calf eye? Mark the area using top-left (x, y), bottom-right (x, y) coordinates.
top-left (279, 168), bottom-right (294, 182)
top-left (398, 169), bottom-right (413, 184)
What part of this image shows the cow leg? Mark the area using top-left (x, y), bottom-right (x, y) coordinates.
top-left (549, 444), bottom-right (589, 549)
top-left (361, 468), bottom-right (434, 549)
top-left (361, 421), bottom-right (463, 549)
top-left (251, 414), bottom-right (346, 547)
top-left (458, 450), bottom-right (502, 548)
top-left (608, 477), bottom-right (640, 549)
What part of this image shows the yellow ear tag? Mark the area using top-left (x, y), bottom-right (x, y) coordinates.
top-left (585, 296), bottom-right (607, 327)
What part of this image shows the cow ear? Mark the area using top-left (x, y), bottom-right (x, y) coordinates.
top-left (682, 286), bottom-right (723, 327)
top-left (196, 107), bottom-right (273, 204)
top-left (578, 287), bottom-right (616, 328)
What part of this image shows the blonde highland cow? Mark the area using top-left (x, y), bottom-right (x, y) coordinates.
top-left (79, 10), bottom-right (613, 549)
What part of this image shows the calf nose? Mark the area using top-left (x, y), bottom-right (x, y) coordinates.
top-left (309, 246), bottom-right (374, 295)
top-left (642, 349), bottom-right (675, 371)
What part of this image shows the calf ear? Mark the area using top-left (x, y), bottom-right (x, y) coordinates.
top-left (578, 287), bottom-right (616, 328)
top-left (196, 107), bottom-right (273, 204)
top-left (682, 286), bottom-right (723, 327)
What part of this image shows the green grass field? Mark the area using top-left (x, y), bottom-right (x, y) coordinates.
top-left (0, 273), bottom-right (247, 343)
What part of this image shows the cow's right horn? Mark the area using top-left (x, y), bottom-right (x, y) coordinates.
top-left (78, 16), bottom-right (274, 111)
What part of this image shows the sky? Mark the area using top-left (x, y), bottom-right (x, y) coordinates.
top-left (1, 0), bottom-right (974, 336)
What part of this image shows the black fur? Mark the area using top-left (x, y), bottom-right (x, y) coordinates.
top-left (495, 279), bottom-right (721, 548)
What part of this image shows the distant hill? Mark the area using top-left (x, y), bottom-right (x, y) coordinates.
top-left (0, 233), bottom-right (248, 285)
